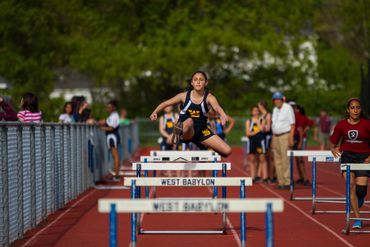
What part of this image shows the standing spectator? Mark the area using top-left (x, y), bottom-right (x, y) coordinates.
top-left (99, 100), bottom-right (120, 181)
top-left (17, 92), bottom-right (42, 123)
top-left (245, 105), bottom-right (268, 183)
top-left (119, 108), bottom-right (131, 125)
top-left (290, 102), bottom-right (314, 186)
top-left (71, 96), bottom-right (89, 123)
top-left (258, 100), bottom-right (276, 183)
top-left (314, 109), bottom-right (332, 150)
top-left (0, 96), bottom-right (17, 121)
top-left (271, 92), bottom-right (295, 189)
top-left (208, 107), bottom-right (235, 141)
top-left (330, 98), bottom-right (370, 229)
top-left (159, 105), bottom-right (178, 151)
top-left (59, 102), bottom-right (73, 123)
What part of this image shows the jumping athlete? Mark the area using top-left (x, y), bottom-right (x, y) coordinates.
top-left (330, 98), bottom-right (370, 229)
top-left (150, 71), bottom-right (232, 157)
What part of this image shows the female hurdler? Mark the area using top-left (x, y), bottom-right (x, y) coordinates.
top-left (150, 71), bottom-right (232, 157)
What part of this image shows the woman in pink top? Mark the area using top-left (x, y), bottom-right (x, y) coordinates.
top-left (17, 92), bottom-right (42, 123)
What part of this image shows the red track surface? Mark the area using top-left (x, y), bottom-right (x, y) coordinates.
top-left (12, 147), bottom-right (369, 247)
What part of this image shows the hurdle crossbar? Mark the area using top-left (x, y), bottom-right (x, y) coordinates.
top-left (132, 162), bottom-right (231, 171)
top-left (150, 150), bottom-right (219, 157)
top-left (99, 198), bottom-right (284, 213)
top-left (341, 163), bottom-right (370, 235)
top-left (140, 155), bottom-right (221, 162)
top-left (124, 177), bottom-right (253, 187)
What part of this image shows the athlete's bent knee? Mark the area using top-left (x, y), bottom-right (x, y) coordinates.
top-left (356, 185), bottom-right (368, 199)
top-left (220, 146), bottom-right (232, 158)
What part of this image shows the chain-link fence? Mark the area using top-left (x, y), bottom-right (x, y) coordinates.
top-left (0, 122), bottom-right (139, 247)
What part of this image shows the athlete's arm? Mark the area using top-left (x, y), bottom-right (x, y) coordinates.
top-left (224, 115), bottom-right (235, 134)
top-left (150, 92), bottom-right (185, 121)
top-left (207, 94), bottom-right (228, 125)
top-left (265, 113), bottom-right (272, 132)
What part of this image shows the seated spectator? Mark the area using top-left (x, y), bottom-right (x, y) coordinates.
top-left (0, 96), bottom-right (17, 121)
top-left (17, 92), bottom-right (42, 123)
top-left (59, 102), bottom-right (73, 123)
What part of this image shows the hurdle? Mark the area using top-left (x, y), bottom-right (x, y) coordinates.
top-left (125, 177), bottom-right (252, 235)
top-left (98, 197), bottom-right (284, 247)
top-left (142, 151), bottom-right (222, 198)
top-left (241, 136), bottom-right (250, 157)
top-left (341, 163), bottom-right (370, 235)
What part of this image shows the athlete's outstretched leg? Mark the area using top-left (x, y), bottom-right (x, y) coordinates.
top-left (200, 135), bottom-right (232, 157)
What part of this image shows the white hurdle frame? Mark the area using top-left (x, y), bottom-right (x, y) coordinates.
top-left (125, 177), bottom-right (253, 236)
top-left (99, 197), bottom-right (283, 247)
top-left (341, 163), bottom-right (370, 235)
top-left (132, 162), bottom-right (231, 234)
top-left (141, 151), bottom-right (222, 199)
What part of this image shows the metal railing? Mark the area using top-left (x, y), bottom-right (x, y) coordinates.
top-left (0, 122), bottom-right (139, 246)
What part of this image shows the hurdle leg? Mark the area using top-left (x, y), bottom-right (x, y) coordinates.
top-left (265, 203), bottom-right (274, 247)
top-left (144, 170), bottom-right (149, 199)
top-left (344, 166), bottom-right (351, 235)
top-left (311, 157), bottom-right (317, 214)
top-left (131, 181), bottom-right (137, 246)
top-left (212, 170), bottom-right (218, 199)
top-left (240, 180), bottom-right (246, 247)
top-left (153, 170), bottom-right (157, 198)
top-left (222, 164), bottom-right (227, 233)
top-left (109, 204), bottom-right (117, 247)
top-left (289, 151), bottom-right (294, 200)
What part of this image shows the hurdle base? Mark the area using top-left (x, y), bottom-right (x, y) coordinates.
top-left (93, 185), bottom-right (130, 190)
top-left (139, 229), bottom-right (225, 234)
top-left (314, 210), bottom-right (370, 214)
top-left (349, 230), bottom-right (370, 234)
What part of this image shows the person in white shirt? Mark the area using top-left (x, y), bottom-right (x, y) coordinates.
top-left (99, 100), bottom-right (120, 181)
top-left (59, 102), bottom-right (73, 123)
top-left (271, 92), bottom-right (295, 189)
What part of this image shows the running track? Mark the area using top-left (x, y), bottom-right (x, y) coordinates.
top-left (12, 147), bottom-right (369, 247)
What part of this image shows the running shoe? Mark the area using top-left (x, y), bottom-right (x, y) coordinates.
top-left (172, 121), bottom-right (183, 144)
top-left (352, 220), bottom-right (362, 229)
top-left (358, 197), bottom-right (365, 208)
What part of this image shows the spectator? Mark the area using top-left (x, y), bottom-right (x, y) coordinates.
top-left (71, 96), bottom-right (89, 123)
top-left (271, 92), bottom-right (295, 189)
top-left (0, 96), bottom-right (17, 121)
top-left (17, 92), bottom-right (42, 123)
top-left (258, 100), bottom-right (276, 183)
top-left (59, 102), bottom-right (73, 123)
top-left (289, 102), bottom-right (314, 186)
top-left (314, 109), bottom-right (332, 150)
top-left (159, 105), bottom-right (178, 151)
top-left (208, 107), bottom-right (235, 141)
top-left (119, 108), bottom-right (130, 125)
top-left (99, 100), bottom-right (120, 181)
top-left (245, 105), bottom-right (268, 183)
top-left (330, 98), bottom-right (370, 229)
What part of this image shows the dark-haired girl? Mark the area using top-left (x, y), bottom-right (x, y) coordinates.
top-left (150, 71), bottom-right (232, 157)
top-left (17, 92), bottom-right (42, 123)
top-left (330, 98), bottom-right (370, 229)
top-left (59, 102), bottom-right (73, 123)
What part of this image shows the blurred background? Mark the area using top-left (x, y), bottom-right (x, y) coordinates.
top-left (0, 0), bottom-right (369, 146)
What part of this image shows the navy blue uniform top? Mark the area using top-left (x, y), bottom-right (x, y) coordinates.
top-left (179, 90), bottom-right (209, 127)
top-left (162, 113), bottom-right (176, 136)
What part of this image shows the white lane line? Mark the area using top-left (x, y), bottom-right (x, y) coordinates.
top-left (206, 187), bottom-right (242, 247)
top-left (232, 164), bottom-right (354, 247)
top-left (21, 189), bottom-right (96, 247)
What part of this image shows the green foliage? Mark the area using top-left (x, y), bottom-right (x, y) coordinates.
top-left (0, 0), bottom-right (367, 121)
